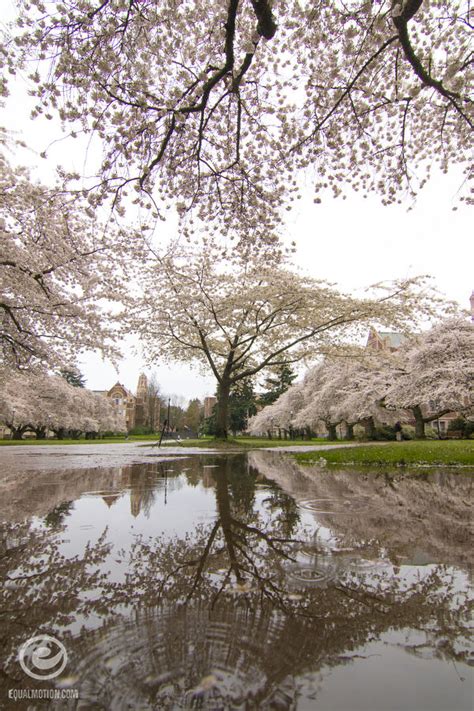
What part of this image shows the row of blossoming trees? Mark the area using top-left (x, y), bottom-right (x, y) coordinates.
top-left (0, 372), bottom-right (126, 439)
top-left (249, 319), bottom-right (474, 440)
top-left (1, 0), bottom-right (472, 440)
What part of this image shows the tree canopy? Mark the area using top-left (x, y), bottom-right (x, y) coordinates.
top-left (0, 147), bottom-right (131, 373)
top-left (0, 371), bottom-right (125, 438)
top-left (5, 0), bottom-right (472, 242)
top-left (123, 244), bottom-right (450, 437)
top-left (259, 365), bottom-right (297, 407)
top-left (385, 316), bottom-right (474, 436)
top-left (60, 368), bottom-right (87, 388)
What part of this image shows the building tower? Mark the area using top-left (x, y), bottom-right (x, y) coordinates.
top-left (134, 373), bottom-right (149, 428)
top-left (136, 373), bottom-right (148, 399)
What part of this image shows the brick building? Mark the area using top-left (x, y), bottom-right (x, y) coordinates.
top-left (95, 373), bottom-right (160, 433)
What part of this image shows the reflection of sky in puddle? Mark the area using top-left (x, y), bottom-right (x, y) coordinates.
top-left (57, 477), bottom-right (218, 559)
top-left (297, 629), bottom-right (473, 711)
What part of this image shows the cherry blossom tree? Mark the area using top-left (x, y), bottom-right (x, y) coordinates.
top-left (249, 380), bottom-right (306, 438)
top-left (93, 390), bottom-right (127, 436)
top-left (327, 351), bottom-right (407, 438)
top-left (0, 371), bottom-right (34, 439)
top-left (0, 147), bottom-right (130, 373)
top-left (253, 316), bottom-right (474, 441)
top-left (292, 361), bottom-right (349, 439)
top-left (5, 0), bottom-right (472, 241)
top-left (125, 244), bottom-right (448, 438)
top-left (265, 317), bottom-right (473, 441)
top-left (251, 352), bottom-right (405, 440)
top-left (385, 317), bottom-right (474, 438)
top-left (0, 371), bottom-right (126, 438)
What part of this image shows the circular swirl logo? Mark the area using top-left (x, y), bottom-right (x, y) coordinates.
top-left (18, 635), bottom-right (68, 680)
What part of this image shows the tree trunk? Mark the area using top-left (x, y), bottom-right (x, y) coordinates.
top-left (215, 379), bottom-right (231, 439)
top-left (344, 422), bottom-right (354, 440)
top-left (326, 423), bottom-right (338, 440)
top-left (10, 425), bottom-right (28, 440)
top-left (362, 417), bottom-right (376, 440)
top-left (214, 463), bottom-right (243, 583)
top-left (412, 405), bottom-right (426, 439)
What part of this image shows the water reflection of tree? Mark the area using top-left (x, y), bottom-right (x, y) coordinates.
top-left (0, 460), bottom-right (189, 523)
top-left (104, 457), bottom-right (471, 675)
top-left (248, 450), bottom-right (473, 569)
top-left (44, 500), bottom-right (75, 528)
top-left (1, 454), bottom-right (472, 709)
top-left (66, 561), bottom-right (471, 709)
top-left (111, 456), bottom-right (303, 612)
top-left (0, 520), bottom-right (111, 691)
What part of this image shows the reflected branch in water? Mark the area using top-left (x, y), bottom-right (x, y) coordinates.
top-left (0, 520), bottom-right (112, 686)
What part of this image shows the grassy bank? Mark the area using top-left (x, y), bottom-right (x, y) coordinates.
top-left (294, 440), bottom-right (474, 466)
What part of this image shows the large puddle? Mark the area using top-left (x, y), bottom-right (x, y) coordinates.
top-left (1, 449), bottom-right (472, 709)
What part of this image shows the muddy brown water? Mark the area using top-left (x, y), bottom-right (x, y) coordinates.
top-left (1, 448), bottom-right (472, 709)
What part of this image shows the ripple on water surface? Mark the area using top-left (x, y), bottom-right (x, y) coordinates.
top-left (297, 495), bottom-right (375, 514)
top-left (286, 555), bottom-right (338, 588)
top-left (59, 604), bottom-right (302, 709)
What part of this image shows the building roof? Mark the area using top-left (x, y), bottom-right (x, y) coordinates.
top-left (377, 331), bottom-right (405, 348)
top-left (366, 327), bottom-right (406, 351)
top-left (107, 382), bottom-right (135, 399)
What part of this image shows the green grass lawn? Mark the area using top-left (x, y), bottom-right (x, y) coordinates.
top-left (294, 440), bottom-right (474, 466)
top-left (159, 436), bottom-right (340, 449)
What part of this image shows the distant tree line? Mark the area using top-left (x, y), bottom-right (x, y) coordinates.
top-left (0, 371), bottom-right (125, 439)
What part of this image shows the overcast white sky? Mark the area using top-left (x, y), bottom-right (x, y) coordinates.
top-left (2, 3), bottom-right (472, 402)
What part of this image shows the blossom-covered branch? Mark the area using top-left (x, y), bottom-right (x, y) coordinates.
top-left (0, 148), bottom-right (132, 372)
top-left (5, 0), bottom-right (472, 242)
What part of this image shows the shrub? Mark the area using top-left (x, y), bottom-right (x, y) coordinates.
top-left (447, 417), bottom-right (474, 439)
top-left (373, 425), bottom-right (397, 441)
top-left (465, 420), bottom-right (474, 438)
top-left (129, 425), bottom-right (155, 436)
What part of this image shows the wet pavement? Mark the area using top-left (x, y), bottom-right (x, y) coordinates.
top-left (0, 440), bottom-right (380, 474)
